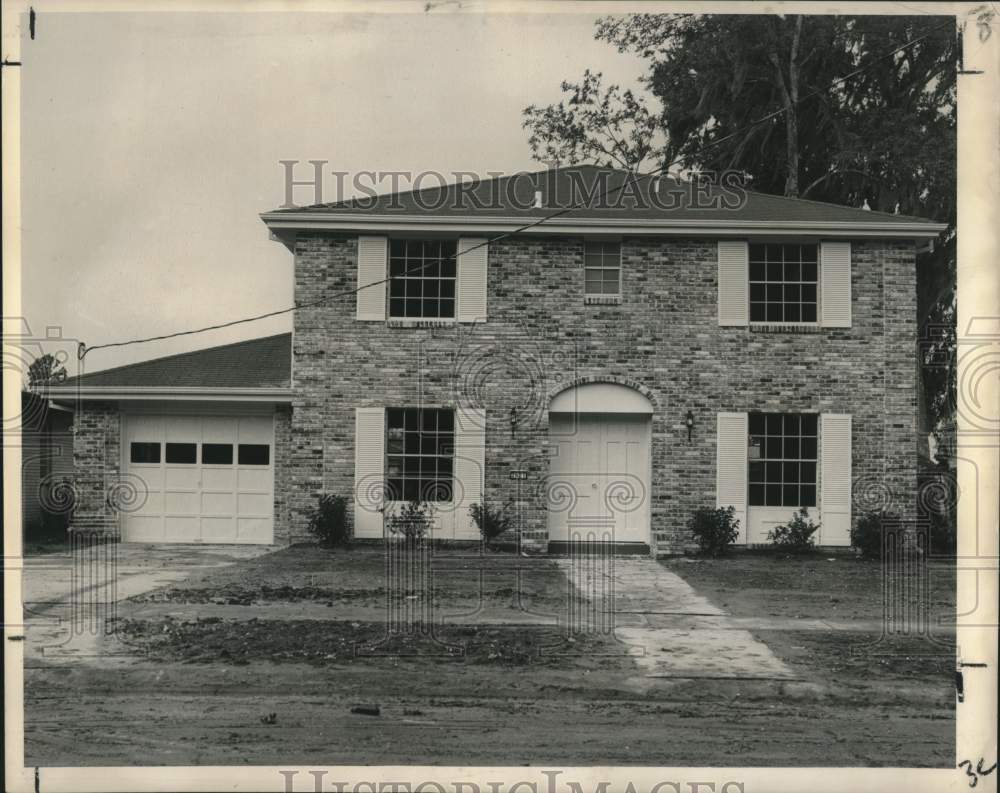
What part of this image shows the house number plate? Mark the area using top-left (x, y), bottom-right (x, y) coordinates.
top-left (508, 470), bottom-right (529, 481)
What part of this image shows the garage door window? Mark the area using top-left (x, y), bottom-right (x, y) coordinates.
top-left (130, 442), bottom-right (161, 464)
top-left (202, 443), bottom-right (234, 465)
top-left (165, 443), bottom-right (197, 464)
top-left (238, 444), bottom-right (270, 465)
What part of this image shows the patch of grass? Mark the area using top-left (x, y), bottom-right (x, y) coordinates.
top-left (114, 617), bottom-right (627, 667)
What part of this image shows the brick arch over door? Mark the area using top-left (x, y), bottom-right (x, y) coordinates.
top-left (545, 376), bottom-right (661, 412)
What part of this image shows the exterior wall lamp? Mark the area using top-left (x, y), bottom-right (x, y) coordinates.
top-left (685, 410), bottom-right (695, 442)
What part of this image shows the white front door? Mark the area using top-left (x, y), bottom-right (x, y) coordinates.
top-left (122, 413), bottom-right (274, 544)
top-left (547, 413), bottom-right (650, 544)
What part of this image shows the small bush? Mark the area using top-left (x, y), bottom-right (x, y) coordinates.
top-left (918, 456), bottom-right (957, 555)
top-left (384, 500), bottom-right (436, 540)
top-left (851, 511), bottom-right (900, 559)
top-left (469, 500), bottom-right (514, 547)
top-left (306, 494), bottom-right (349, 547)
top-left (767, 507), bottom-right (820, 553)
top-left (688, 506), bottom-right (740, 557)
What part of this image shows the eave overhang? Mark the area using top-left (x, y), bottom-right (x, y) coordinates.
top-left (46, 387), bottom-right (294, 405)
top-left (261, 211), bottom-right (949, 251)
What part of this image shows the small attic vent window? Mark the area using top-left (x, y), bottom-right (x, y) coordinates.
top-left (533, 190), bottom-right (543, 209)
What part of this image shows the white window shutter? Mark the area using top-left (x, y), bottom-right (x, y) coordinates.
top-left (820, 241), bottom-right (852, 328)
top-left (456, 238), bottom-right (488, 323)
top-left (717, 241), bottom-right (749, 326)
top-left (716, 412), bottom-right (748, 544)
top-left (452, 407), bottom-right (486, 539)
top-left (356, 236), bottom-right (387, 321)
top-left (354, 407), bottom-right (385, 538)
top-left (820, 413), bottom-right (852, 546)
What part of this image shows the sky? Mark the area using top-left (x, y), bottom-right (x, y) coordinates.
top-left (19, 7), bottom-right (648, 377)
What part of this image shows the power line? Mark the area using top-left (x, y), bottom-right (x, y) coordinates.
top-left (79, 16), bottom-right (955, 361)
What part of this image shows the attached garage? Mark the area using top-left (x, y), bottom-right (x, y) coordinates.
top-left (123, 413), bottom-right (275, 544)
top-left (49, 333), bottom-right (293, 546)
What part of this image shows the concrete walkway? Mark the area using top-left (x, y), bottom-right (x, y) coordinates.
top-left (555, 556), bottom-right (799, 681)
top-left (19, 544), bottom-right (273, 662)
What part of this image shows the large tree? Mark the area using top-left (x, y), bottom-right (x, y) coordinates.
top-left (524, 13), bottom-right (963, 452)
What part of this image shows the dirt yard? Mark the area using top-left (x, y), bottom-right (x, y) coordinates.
top-left (24, 544), bottom-right (956, 767)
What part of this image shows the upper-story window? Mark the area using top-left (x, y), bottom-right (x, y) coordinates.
top-left (749, 244), bottom-right (818, 323)
top-left (584, 241), bottom-right (622, 296)
top-left (388, 240), bottom-right (458, 319)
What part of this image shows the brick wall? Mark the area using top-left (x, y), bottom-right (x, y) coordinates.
top-left (289, 234), bottom-right (918, 554)
top-left (70, 402), bottom-right (122, 538)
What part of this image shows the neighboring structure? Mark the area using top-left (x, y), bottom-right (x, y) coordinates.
top-left (50, 167), bottom-right (946, 555)
top-left (20, 391), bottom-right (74, 538)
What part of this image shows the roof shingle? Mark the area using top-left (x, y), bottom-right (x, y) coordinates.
top-left (62, 333), bottom-right (291, 389)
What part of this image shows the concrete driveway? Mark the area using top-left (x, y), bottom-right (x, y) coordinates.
top-left (19, 543), bottom-right (273, 663)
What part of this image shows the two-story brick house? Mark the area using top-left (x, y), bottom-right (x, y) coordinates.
top-left (52, 167), bottom-right (946, 555)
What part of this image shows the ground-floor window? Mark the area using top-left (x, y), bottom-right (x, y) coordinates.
top-left (748, 412), bottom-right (817, 507)
top-left (385, 407), bottom-right (455, 502)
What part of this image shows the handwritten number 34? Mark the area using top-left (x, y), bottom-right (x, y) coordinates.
top-left (958, 758), bottom-right (997, 788)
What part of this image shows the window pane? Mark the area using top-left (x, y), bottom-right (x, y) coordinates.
top-left (238, 444), bottom-right (270, 466)
top-left (766, 303), bottom-right (782, 322)
top-left (441, 259), bottom-right (456, 279)
top-left (801, 461), bottom-right (817, 484)
top-left (800, 485), bottom-right (817, 507)
top-left (749, 261), bottom-right (766, 281)
top-left (783, 462), bottom-right (799, 482)
top-left (801, 414), bottom-right (818, 435)
top-left (748, 413), bottom-right (766, 435)
top-left (801, 245), bottom-right (818, 264)
top-left (783, 414), bottom-right (800, 434)
top-left (748, 484), bottom-right (765, 506)
top-left (439, 298), bottom-right (455, 318)
top-left (390, 240), bottom-right (405, 257)
top-left (802, 260), bottom-right (818, 281)
top-left (765, 461), bottom-right (782, 482)
top-left (389, 298), bottom-right (405, 318)
top-left (749, 244), bottom-right (765, 262)
top-left (750, 303), bottom-right (766, 322)
top-left (749, 283), bottom-right (766, 302)
top-left (785, 261), bottom-right (801, 281)
top-left (165, 443), bottom-right (196, 464)
top-left (387, 408), bottom-right (404, 429)
top-left (801, 304), bottom-right (817, 323)
top-left (749, 461), bottom-right (765, 482)
top-left (766, 260), bottom-right (782, 280)
top-left (784, 303), bottom-right (801, 322)
top-left (202, 444), bottom-right (233, 465)
top-left (801, 437), bottom-right (818, 459)
top-left (130, 442), bottom-right (160, 464)
top-left (765, 484), bottom-right (782, 506)
top-left (783, 437), bottom-right (800, 458)
top-left (389, 279), bottom-right (405, 299)
top-left (782, 484), bottom-right (799, 506)
top-left (765, 414), bottom-right (782, 434)
top-left (766, 284), bottom-right (783, 302)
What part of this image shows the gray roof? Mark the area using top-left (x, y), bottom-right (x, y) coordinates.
top-left (61, 333), bottom-right (291, 389)
top-left (269, 164), bottom-right (940, 227)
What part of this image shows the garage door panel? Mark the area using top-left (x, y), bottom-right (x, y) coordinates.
top-left (201, 517), bottom-right (238, 543)
top-left (238, 417), bottom-right (272, 443)
top-left (237, 468), bottom-right (271, 490)
top-left (165, 490), bottom-right (200, 514)
top-left (238, 517), bottom-right (270, 542)
top-left (124, 413), bottom-right (273, 545)
top-left (164, 416), bottom-right (202, 441)
top-left (238, 492), bottom-right (271, 516)
top-left (130, 466), bottom-right (164, 489)
top-left (202, 491), bottom-right (236, 514)
top-left (202, 419), bottom-right (238, 443)
top-left (127, 516), bottom-right (164, 542)
top-left (135, 491), bottom-right (164, 515)
top-left (202, 468), bottom-right (236, 490)
top-left (164, 516), bottom-right (201, 541)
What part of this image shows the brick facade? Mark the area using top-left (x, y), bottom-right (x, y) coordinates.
top-left (69, 402), bottom-right (122, 538)
top-left (287, 233), bottom-right (919, 555)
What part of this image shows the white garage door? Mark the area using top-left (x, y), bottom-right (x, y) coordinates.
top-left (123, 414), bottom-right (274, 544)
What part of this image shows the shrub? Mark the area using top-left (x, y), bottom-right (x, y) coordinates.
top-left (384, 500), bottom-right (436, 540)
top-left (306, 494), bottom-right (349, 547)
top-left (918, 456), bottom-right (957, 555)
top-left (687, 506), bottom-right (740, 557)
top-left (851, 511), bottom-right (901, 559)
top-left (767, 507), bottom-right (820, 553)
top-left (469, 500), bottom-right (514, 547)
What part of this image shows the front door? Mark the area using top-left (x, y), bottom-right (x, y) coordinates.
top-left (547, 413), bottom-right (650, 544)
